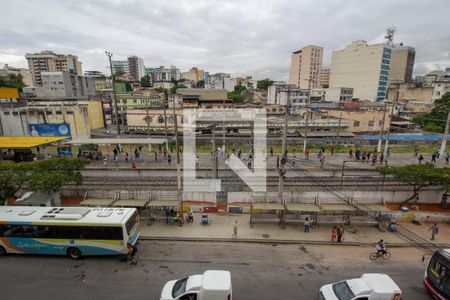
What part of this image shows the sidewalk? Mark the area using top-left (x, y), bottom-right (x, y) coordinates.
top-left (139, 213), bottom-right (450, 247)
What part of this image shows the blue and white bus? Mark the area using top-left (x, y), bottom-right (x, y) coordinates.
top-left (0, 206), bottom-right (140, 259)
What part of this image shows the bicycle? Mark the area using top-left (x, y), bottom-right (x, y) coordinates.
top-left (369, 250), bottom-right (391, 260)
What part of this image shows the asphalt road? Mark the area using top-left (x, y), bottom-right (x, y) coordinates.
top-left (0, 241), bottom-right (432, 300)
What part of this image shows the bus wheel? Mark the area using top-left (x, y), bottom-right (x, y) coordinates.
top-left (67, 247), bottom-right (82, 260)
top-left (0, 245), bottom-right (7, 256)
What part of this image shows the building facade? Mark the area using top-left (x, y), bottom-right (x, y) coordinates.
top-left (111, 60), bottom-right (129, 75)
top-left (34, 71), bottom-right (96, 98)
top-left (0, 64), bottom-right (33, 86)
top-left (127, 56), bottom-right (145, 82)
top-left (288, 45), bottom-right (323, 89)
top-left (319, 68), bottom-right (330, 88)
top-left (321, 107), bottom-right (391, 133)
top-left (324, 87), bottom-right (354, 103)
top-left (25, 51), bottom-right (82, 86)
top-left (329, 40), bottom-right (392, 101)
top-left (387, 83), bottom-right (433, 102)
top-left (389, 46), bottom-right (415, 84)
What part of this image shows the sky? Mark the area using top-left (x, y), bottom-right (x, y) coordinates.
top-left (0, 0), bottom-right (449, 81)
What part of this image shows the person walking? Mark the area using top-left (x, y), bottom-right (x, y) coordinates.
top-left (270, 147), bottom-right (274, 156)
top-left (127, 242), bottom-right (138, 265)
top-left (154, 151), bottom-right (158, 161)
top-left (337, 226), bottom-right (344, 243)
top-left (429, 223), bottom-right (439, 241)
top-left (195, 156), bottom-right (200, 169)
top-left (379, 152), bottom-right (384, 164)
top-left (319, 156), bottom-right (325, 170)
top-left (418, 154), bottom-right (424, 164)
top-left (113, 148), bottom-right (118, 161)
top-left (414, 145), bottom-right (419, 156)
top-left (167, 153), bottom-right (172, 164)
top-left (331, 226), bottom-right (337, 242)
top-left (125, 152), bottom-right (129, 162)
top-left (431, 153), bottom-right (437, 163)
top-left (304, 217), bottom-right (311, 233)
top-left (446, 152), bottom-right (449, 164)
top-left (232, 221), bottom-right (238, 237)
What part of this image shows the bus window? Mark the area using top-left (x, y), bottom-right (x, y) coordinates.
top-left (428, 256), bottom-right (450, 296)
top-left (126, 211), bottom-right (138, 235)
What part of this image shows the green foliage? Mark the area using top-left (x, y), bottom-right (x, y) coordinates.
top-left (412, 92), bottom-right (450, 133)
top-left (0, 158), bottom-right (89, 205)
top-left (377, 163), bottom-right (449, 191)
top-left (0, 73), bottom-right (25, 91)
top-left (227, 84), bottom-right (248, 102)
top-left (140, 75), bottom-right (151, 87)
top-left (256, 79), bottom-right (274, 91)
top-left (196, 79), bottom-right (205, 88)
top-left (170, 84), bottom-right (187, 94)
top-left (114, 70), bottom-right (125, 77)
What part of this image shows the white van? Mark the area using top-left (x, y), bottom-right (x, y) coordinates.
top-left (160, 270), bottom-right (232, 300)
top-left (319, 273), bottom-right (402, 300)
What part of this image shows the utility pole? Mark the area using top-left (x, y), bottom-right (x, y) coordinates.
top-left (278, 86), bottom-right (290, 227)
top-left (303, 78), bottom-right (312, 158)
top-left (440, 109), bottom-right (450, 157)
top-left (163, 90), bottom-right (168, 151)
top-left (212, 125), bottom-right (217, 179)
top-left (336, 112), bottom-right (343, 144)
top-left (171, 94), bottom-right (181, 191)
top-left (105, 51), bottom-right (120, 137)
top-left (222, 98), bottom-right (226, 155)
top-left (384, 82), bottom-right (400, 156)
top-left (146, 98), bottom-right (150, 138)
top-left (377, 100), bottom-right (388, 152)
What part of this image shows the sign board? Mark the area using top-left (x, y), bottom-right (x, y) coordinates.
top-left (57, 146), bottom-right (72, 157)
top-left (28, 123), bottom-right (71, 137)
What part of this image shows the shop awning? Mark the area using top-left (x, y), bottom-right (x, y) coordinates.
top-left (112, 199), bottom-right (149, 207)
top-left (79, 198), bottom-right (115, 207)
top-left (286, 203), bottom-right (320, 212)
top-left (68, 138), bottom-right (167, 145)
top-left (320, 203), bottom-right (357, 211)
top-left (0, 136), bottom-right (69, 149)
top-left (252, 202), bottom-right (284, 210)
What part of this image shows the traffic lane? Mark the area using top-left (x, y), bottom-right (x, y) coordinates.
top-left (0, 242), bottom-right (432, 300)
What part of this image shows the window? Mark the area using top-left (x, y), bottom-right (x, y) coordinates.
top-left (353, 121), bottom-right (360, 127)
top-left (158, 116), bottom-right (165, 123)
top-left (368, 121), bottom-right (375, 127)
top-left (126, 211), bottom-right (138, 235)
top-left (379, 120), bottom-right (382, 126)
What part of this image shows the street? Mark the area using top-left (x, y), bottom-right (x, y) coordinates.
top-left (0, 241), bottom-right (432, 300)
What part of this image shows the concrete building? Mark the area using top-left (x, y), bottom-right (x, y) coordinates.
top-left (324, 87), bottom-right (354, 103)
top-left (387, 82), bottom-right (433, 103)
top-left (208, 73), bottom-right (234, 91)
top-left (0, 64), bottom-right (33, 86)
top-left (182, 69), bottom-right (198, 83)
top-left (329, 40), bottom-right (392, 101)
top-left (145, 66), bottom-right (173, 83)
top-left (34, 71), bottom-right (96, 98)
top-left (319, 68), bottom-right (330, 88)
top-left (288, 45), bottom-right (323, 89)
top-left (267, 83), bottom-right (309, 114)
top-left (432, 81), bottom-right (450, 100)
top-left (389, 46), bottom-right (415, 84)
top-left (25, 51), bottom-right (82, 86)
top-left (171, 88), bottom-right (229, 108)
top-left (0, 99), bottom-right (104, 137)
top-left (111, 60), bottom-right (129, 75)
top-left (127, 56), bottom-right (145, 82)
top-left (321, 107), bottom-right (391, 133)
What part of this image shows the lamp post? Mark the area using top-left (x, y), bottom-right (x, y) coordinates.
top-left (105, 51), bottom-right (121, 137)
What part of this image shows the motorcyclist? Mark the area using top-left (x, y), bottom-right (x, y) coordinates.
top-left (375, 239), bottom-right (386, 256)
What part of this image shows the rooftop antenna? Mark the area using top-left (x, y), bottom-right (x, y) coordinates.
top-left (385, 26), bottom-right (396, 46)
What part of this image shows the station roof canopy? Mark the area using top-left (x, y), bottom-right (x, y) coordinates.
top-left (252, 202), bottom-right (284, 211)
top-left (320, 203), bottom-right (357, 212)
top-left (0, 136), bottom-right (69, 149)
top-left (286, 203), bottom-right (321, 212)
top-left (355, 204), bottom-right (391, 212)
top-left (148, 200), bottom-right (180, 207)
top-left (113, 199), bottom-right (149, 208)
top-left (79, 198), bottom-right (115, 207)
top-left (68, 137), bottom-right (167, 145)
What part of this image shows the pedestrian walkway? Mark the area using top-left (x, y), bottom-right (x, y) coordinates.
top-left (139, 212), bottom-right (450, 247)
top-left (86, 152), bottom-right (450, 171)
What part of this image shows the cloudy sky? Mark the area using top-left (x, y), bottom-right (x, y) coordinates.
top-left (1, 0), bottom-right (449, 80)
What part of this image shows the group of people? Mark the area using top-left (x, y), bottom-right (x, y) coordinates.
top-left (165, 208), bottom-right (184, 225)
top-left (349, 148), bottom-right (386, 165)
top-left (330, 225), bottom-right (345, 243)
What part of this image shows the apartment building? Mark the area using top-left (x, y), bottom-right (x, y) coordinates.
top-left (25, 51), bottom-right (82, 86)
top-left (329, 40), bottom-right (392, 101)
top-left (127, 56), bottom-right (145, 82)
top-left (389, 46), bottom-right (415, 84)
top-left (319, 68), bottom-right (330, 88)
top-left (112, 60), bottom-right (129, 75)
top-left (34, 71), bottom-right (96, 98)
top-left (288, 45), bottom-right (323, 89)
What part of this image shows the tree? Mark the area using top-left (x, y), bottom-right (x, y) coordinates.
top-left (0, 73), bottom-right (25, 91)
top-left (227, 84), bottom-right (247, 102)
top-left (196, 79), bottom-right (205, 88)
top-left (114, 70), bottom-right (125, 77)
top-left (0, 158), bottom-right (89, 205)
top-left (170, 84), bottom-right (187, 95)
top-left (377, 164), bottom-right (449, 207)
top-left (412, 92), bottom-right (450, 132)
top-left (256, 79), bottom-right (274, 92)
top-left (140, 75), bottom-right (151, 87)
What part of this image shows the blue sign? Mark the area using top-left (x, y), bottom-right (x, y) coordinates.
top-left (29, 123), bottom-right (71, 137)
top-left (57, 147), bottom-right (72, 157)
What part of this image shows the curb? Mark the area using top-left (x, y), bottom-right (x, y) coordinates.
top-left (139, 236), bottom-right (450, 248)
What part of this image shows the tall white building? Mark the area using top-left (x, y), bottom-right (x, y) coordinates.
top-left (112, 60), bottom-right (129, 75)
top-left (329, 40), bottom-right (392, 101)
top-left (288, 45), bottom-right (323, 89)
top-left (127, 56), bottom-right (145, 82)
